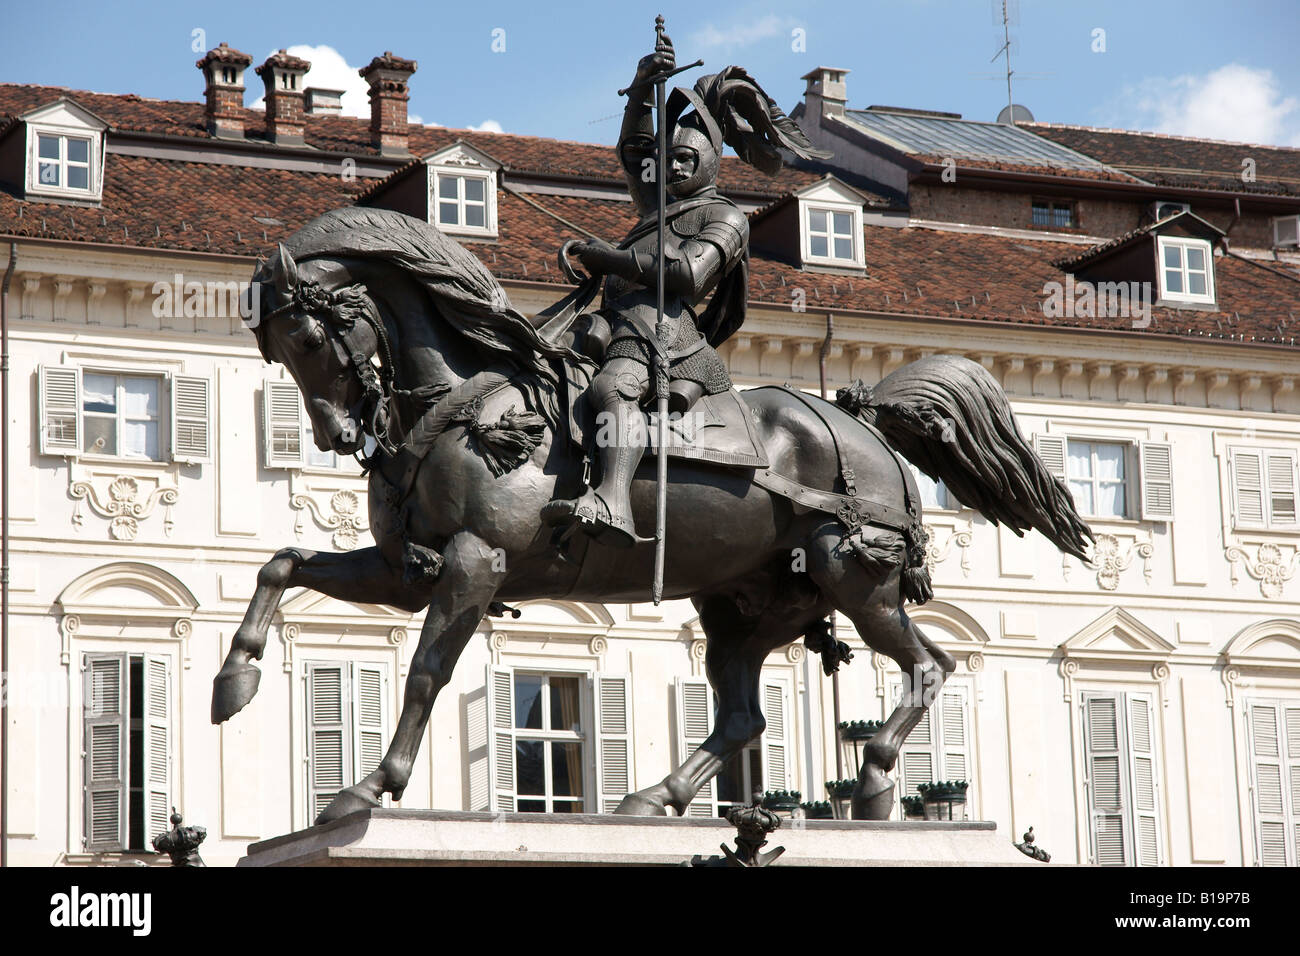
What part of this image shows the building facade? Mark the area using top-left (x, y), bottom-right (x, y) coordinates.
top-left (2, 47), bottom-right (1299, 867)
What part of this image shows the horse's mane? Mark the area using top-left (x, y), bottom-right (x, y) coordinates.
top-left (270, 207), bottom-right (585, 389)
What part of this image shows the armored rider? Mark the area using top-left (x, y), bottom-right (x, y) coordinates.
top-left (542, 32), bottom-right (828, 547)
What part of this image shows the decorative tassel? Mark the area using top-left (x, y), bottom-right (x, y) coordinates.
top-left (848, 529), bottom-right (905, 575)
top-left (402, 542), bottom-right (444, 588)
top-left (902, 566), bottom-right (933, 606)
top-left (455, 402), bottom-right (547, 478)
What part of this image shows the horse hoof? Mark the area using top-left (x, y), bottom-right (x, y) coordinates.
top-left (613, 792), bottom-right (668, 816)
top-left (852, 766), bottom-right (895, 820)
top-left (314, 786), bottom-right (381, 826)
top-left (211, 663), bottom-right (261, 724)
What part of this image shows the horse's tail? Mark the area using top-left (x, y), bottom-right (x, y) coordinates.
top-left (836, 355), bottom-right (1094, 561)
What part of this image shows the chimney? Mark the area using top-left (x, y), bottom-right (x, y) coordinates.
top-left (305, 88), bottom-right (344, 116)
top-left (197, 42), bottom-right (253, 139)
top-left (802, 67), bottom-right (850, 119)
top-left (256, 49), bottom-right (311, 146)
top-left (359, 51), bottom-right (418, 156)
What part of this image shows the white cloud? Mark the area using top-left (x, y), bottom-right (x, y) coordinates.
top-left (248, 44), bottom-right (372, 119)
top-left (469, 119), bottom-right (504, 134)
top-left (687, 14), bottom-right (794, 50)
top-left (1115, 64), bottom-right (1300, 146)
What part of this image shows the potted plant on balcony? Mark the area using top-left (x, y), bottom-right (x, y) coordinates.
top-left (917, 780), bottom-right (969, 820)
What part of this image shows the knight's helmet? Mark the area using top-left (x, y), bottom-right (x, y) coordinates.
top-left (664, 66), bottom-right (832, 196)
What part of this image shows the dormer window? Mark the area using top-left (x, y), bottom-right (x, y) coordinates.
top-left (1157, 236), bottom-right (1214, 305)
top-left (22, 98), bottom-right (107, 202)
top-left (36, 133), bottom-right (93, 191)
top-left (422, 142), bottom-right (501, 239)
top-left (788, 177), bottom-right (868, 271)
top-left (436, 172), bottom-right (489, 231)
top-left (807, 207), bottom-right (856, 262)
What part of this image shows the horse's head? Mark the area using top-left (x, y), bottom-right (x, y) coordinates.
top-left (249, 245), bottom-right (393, 457)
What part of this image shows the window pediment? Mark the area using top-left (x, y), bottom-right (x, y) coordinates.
top-left (424, 141), bottom-right (500, 239)
top-left (57, 561), bottom-right (197, 619)
top-left (1060, 607), bottom-right (1174, 662)
top-left (1224, 619), bottom-right (1300, 671)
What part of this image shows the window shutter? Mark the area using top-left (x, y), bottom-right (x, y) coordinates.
top-left (83, 653), bottom-right (126, 851)
top-left (1083, 694), bottom-right (1127, 865)
top-left (1034, 435), bottom-right (1068, 482)
top-left (1126, 694), bottom-right (1161, 866)
top-left (1247, 702), bottom-right (1293, 866)
top-left (1232, 450), bottom-right (1265, 526)
top-left (485, 666), bottom-right (516, 812)
top-left (594, 674), bottom-right (633, 813)
top-left (940, 685), bottom-right (971, 784)
top-left (263, 381), bottom-right (304, 468)
top-left (1138, 441), bottom-right (1174, 521)
top-left (676, 677), bottom-right (716, 817)
top-left (142, 655), bottom-right (172, 844)
top-left (1265, 452), bottom-right (1298, 526)
top-left (170, 375), bottom-right (211, 463)
top-left (466, 683), bottom-right (490, 811)
top-left (761, 677), bottom-right (791, 795)
top-left (351, 663), bottom-right (388, 787)
top-left (306, 662), bottom-right (349, 824)
top-left (38, 364), bottom-right (80, 456)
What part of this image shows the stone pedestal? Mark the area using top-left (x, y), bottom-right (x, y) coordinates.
top-left (239, 809), bottom-right (1040, 866)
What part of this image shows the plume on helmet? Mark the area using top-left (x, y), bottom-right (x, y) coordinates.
top-left (684, 66), bottom-right (832, 175)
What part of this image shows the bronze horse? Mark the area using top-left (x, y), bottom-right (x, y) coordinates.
top-left (213, 207), bottom-right (1091, 824)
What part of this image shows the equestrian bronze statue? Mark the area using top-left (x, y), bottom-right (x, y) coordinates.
top-left (213, 26), bottom-right (1092, 825)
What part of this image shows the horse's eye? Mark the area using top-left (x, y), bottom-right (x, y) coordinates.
top-left (304, 324), bottom-right (326, 351)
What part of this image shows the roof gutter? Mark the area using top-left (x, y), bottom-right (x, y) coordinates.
top-left (913, 163), bottom-right (1300, 208)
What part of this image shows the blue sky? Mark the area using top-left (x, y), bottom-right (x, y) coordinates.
top-left (3, 0), bottom-right (1298, 147)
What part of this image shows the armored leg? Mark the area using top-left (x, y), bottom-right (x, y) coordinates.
top-left (541, 358), bottom-right (649, 548)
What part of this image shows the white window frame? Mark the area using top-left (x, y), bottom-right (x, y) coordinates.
top-left (1228, 446), bottom-right (1299, 531)
top-left (262, 379), bottom-right (358, 474)
top-left (1156, 235), bottom-right (1216, 305)
top-left (431, 169), bottom-right (496, 238)
top-left (507, 670), bottom-right (589, 814)
top-left (26, 125), bottom-right (103, 201)
top-left (37, 364), bottom-right (211, 464)
top-left (801, 202), bottom-right (862, 267)
top-left (80, 370), bottom-right (164, 462)
top-left (1066, 438), bottom-right (1131, 520)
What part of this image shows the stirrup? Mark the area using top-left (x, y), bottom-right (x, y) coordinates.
top-left (542, 490), bottom-right (651, 548)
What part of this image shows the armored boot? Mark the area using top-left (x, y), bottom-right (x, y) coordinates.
top-left (542, 372), bottom-right (647, 548)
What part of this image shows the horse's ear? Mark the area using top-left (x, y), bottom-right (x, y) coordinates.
top-left (273, 243), bottom-right (299, 295)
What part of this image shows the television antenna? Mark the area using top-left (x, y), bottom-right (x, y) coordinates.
top-left (970, 0), bottom-right (1051, 123)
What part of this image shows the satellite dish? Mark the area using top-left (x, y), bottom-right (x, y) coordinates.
top-left (996, 104), bottom-right (1035, 124)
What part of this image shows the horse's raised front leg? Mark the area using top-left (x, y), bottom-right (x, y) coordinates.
top-left (314, 532), bottom-right (505, 824)
top-left (212, 546), bottom-right (426, 724)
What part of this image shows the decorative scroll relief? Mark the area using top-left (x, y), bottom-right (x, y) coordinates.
top-left (70, 472), bottom-right (178, 540)
top-left (1225, 542), bottom-right (1300, 599)
top-left (923, 521), bottom-right (973, 577)
top-left (1070, 531), bottom-right (1153, 590)
top-left (289, 473), bottom-right (370, 550)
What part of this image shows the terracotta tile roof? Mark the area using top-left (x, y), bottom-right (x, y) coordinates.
top-left (0, 153), bottom-right (366, 256)
top-left (0, 83), bottom-right (824, 198)
top-left (1025, 123), bottom-right (1300, 197)
top-left (0, 83), bottom-right (1295, 349)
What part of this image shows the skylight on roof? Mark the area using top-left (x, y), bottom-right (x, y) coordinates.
top-left (844, 109), bottom-right (1113, 171)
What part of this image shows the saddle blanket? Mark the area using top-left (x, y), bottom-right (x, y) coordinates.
top-left (566, 371), bottom-right (769, 468)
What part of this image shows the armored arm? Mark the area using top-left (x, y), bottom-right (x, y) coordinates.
top-left (618, 36), bottom-right (675, 215)
top-left (573, 207), bottom-right (748, 298)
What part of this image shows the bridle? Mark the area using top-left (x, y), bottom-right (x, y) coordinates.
top-left (260, 279), bottom-right (401, 458)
